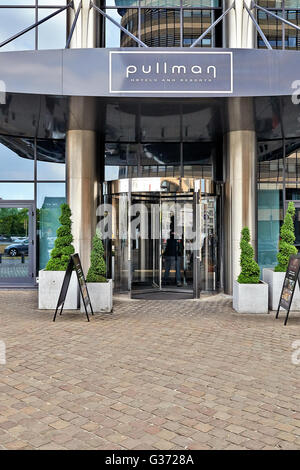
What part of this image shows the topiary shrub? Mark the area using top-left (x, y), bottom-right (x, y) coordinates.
top-left (45, 203), bottom-right (75, 271)
top-left (86, 231), bottom-right (107, 283)
top-left (275, 201), bottom-right (298, 272)
top-left (237, 226), bottom-right (260, 284)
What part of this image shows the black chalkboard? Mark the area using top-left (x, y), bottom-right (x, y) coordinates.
top-left (276, 254), bottom-right (300, 325)
top-left (53, 253), bottom-right (94, 322)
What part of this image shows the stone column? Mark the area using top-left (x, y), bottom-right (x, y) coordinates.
top-left (66, 2), bottom-right (100, 273)
top-left (223, 1), bottom-right (257, 293)
top-left (67, 128), bottom-right (97, 274)
top-left (224, 99), bottom-right (256, 293)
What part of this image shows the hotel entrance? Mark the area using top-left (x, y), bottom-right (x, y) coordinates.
top-left (104, 177), bottom-right (221, 299)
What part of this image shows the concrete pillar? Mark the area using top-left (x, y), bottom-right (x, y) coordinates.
top-left (223, 1), bottom-right (257, 294)
top-left (67, 129), bottom-right (97, 274)
top-left (224, 98), bottom-right (256, 293)
top-left (225, 0), bottom-right (255, 48)
top-left (66, 3), bottom-right (100, 274)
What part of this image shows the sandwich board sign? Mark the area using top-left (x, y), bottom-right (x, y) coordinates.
top-left (53, 253), bottom-right (94, 322)
top-left (276, 254), bottom-right (300, 325)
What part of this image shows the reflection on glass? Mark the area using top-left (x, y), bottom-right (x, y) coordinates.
top-left (111, 194), bottom-right (129, 292)
top-left (199, 196), bottom-right (217, 291)
top-left (258, 9), bottom-right (283, 49)
top-left (0, 207), bottom-right (30, 281)
top-left (258, 188), bottom-right (281, 271)
top-left (37, 140), bottom-right (66, 180)
top-left (38, 9), bottom-right (67, 49)
top-left (37, 183), bottom-right (66, 270)
top-left (0, 183), bottom-right (34, 200)
top-left (0, 138), bottom-right (34, 180)
top-left (141, 9), bottom-right (181, 47)
top-left (105, 9), bottom-right (139, 47)
top-left (0, 9), bottom-right (35, 51)
top-left (183, 9), bottom-right (213, 47)
top-left (140, 104), bottom-right (181, 141)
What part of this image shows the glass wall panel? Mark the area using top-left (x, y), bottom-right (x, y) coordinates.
top-left (37, 182), bottom-right (66, 270)
top-left (38, 0), bottom-right (67, 4)
top-left (258, 186), bottom-right (282, 271)
top-left (141, 9), bottom-right (181, 47)
top-left (285, 10), bottom-right (300, 49)
top-left (140, 0), bottom-right (181, 6)
top-left (36, 140), bottom-right (66, 180)
top-left (0, 138), bottom-right (34, 180)
top-left (0, 9), bottom-right (35, 51)
top-left (105, 9), bottom-right (139, 47)
top-left (38, 9), bottom-right (67, 49)
top-left (140, 104), bottom-right (181, 141)
top-left (0, 183), bottom-right (34, 200)
top-left (258, 9), bottom-right (283, 49)
top-left (105, 103), bottom-right (137, 142)
top-left (183, 9), bottom-right (213, 47)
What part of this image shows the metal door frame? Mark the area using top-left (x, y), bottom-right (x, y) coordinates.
top-left (0, 200), bottom-right (35, 287)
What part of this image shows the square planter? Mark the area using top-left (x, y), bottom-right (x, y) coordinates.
top-left (233, 280), bottom-right (268, 314)
top-left (80, 280), bottom-right (113, 313)
top-left (263, 268), bottom-right (300, 311)
top-left (38, 270), bottom-right (78, 310)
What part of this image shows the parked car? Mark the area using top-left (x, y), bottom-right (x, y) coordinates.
top-left (4, 240), bottom-right (29, 257)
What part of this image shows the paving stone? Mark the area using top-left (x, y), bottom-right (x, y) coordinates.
top-left (1, 290), bottom-right (300, 450)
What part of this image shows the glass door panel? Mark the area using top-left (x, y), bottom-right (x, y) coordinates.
top-left (0, 204), bottom-right (34, 285)
top-left (161, 195), bottom-right (194, 292)
top-left (112, 194), bottom-right (129, 293)
top-left (131, 194), bottom-right (160, 295)
top-left (197, 195), bottom-right (218, 292)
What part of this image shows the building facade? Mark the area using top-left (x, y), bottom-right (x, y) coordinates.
top-left (0, 0), bottom-right (300, 298)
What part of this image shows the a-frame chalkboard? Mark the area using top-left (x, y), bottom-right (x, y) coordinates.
top-left (276, 254), bottom-right (300, 325)
top-left (53, 254), bottom-right (94, 322)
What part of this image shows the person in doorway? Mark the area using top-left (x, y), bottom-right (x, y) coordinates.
top-left (162, 231), bottom-right (183, 287)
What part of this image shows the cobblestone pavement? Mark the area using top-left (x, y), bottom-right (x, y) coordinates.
top-left (1, 290), bottom-right (300, 450)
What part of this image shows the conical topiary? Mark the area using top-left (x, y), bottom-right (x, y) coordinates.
top-left (45, 203), bottom-right (75, 271)
top-left (237, 227), bottom-right (260, 284)
top-left (86, 231), bottom-right (107, 283)
top-left (275, 201), bottom-right (298, 272)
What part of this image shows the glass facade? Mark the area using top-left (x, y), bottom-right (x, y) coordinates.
top-left (257, 138), bottom-right (300, 272)
top-left (0, 2), bottom-right (67, 51)
top-left (104, 0), bottom-right (222, 48)
top-left (258, 0), bottom-right (300, 49)
top-left (0, 137), bottom-right (66, 278)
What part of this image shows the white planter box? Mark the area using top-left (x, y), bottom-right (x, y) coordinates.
top-left (80, 280), bottom-right (113, 313)
top-left (38, 270), bottom-right (78, 310)
top-left (263, 268), bottom-right (300, 311)
top-left (233, 280), bottom-right (268, 314)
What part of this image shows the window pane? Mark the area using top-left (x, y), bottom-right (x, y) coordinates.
top-left (105, 9), bottom-right (139, 47)
top-left (141, 9), bottom-right (181, 47)
top-left (0, 183), bottom-right (34, 200)
top-left (258, 188), bottom-right (282, 271)
top-left (140, 0), bottom-right (181, 6)
top-left (182, 0), bottom-right (220, 5)
top-left (37, 183), bottom-right (66, 270)
top-left (37, 140), bottom-right (65, 180)
top-left (258, 9), bottom-right (283, 49)
top-left (38, 8), bottom-right (66, 49)
top-left (0, 137), bottom-right (34, 180)
top-left (140, 103), bottom-right (181, 141)
top-left (183, 9), bottom-right (214, 47)
top-left (107, 0), bottom-right (139, 5)
top-left (0, 9), bottom-right (35, 51)
top-left (38, 1), bottom-right (67, 4)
